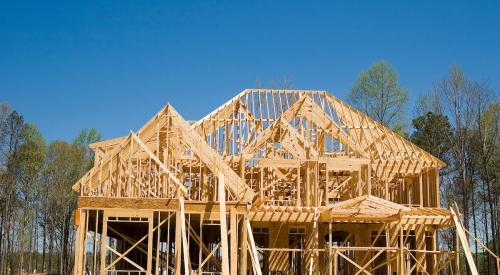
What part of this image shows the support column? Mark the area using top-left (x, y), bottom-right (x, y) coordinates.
top-left (179, 193), bottom-right (191, 274)
top-left (146, 212), bottom-right (154, 275)
top-left (175, 209), bottom-right (182, 275)
top-left (230, 208), bottom-right (238, 275)
top-left (100, 211), bottom-right (108, 275)
top-left (325, 168), bottom-right (329, 206)
top-left (387, 221), bottom-right (400, 274)
top-left (430, 229), bottom-right (437, 275)
top-left (239, 216), bottom-right (248, 275)
top-left (328, 223), bottom-right (333, 275)
top-left (385, 173), bottom-right (390, 200)
top-left (399, 225), bottom-right (405, 274)
top-left (219, 173), bottom-right (230, 275)
top-left (305, 162), bottom-right (310, 206)
top-left (333, 247), bottom-right (338, 275)
top-left (296, 165), bottom-right (301, 206)
top-left (305, 210), bottom-right (319, 275)
top-left (74, 209), bottom-right (87, 275)
top-left (419, 173), bottom-right (424, 207)
top-left (367, 164), bottom-right (372, 196)
top-left (434, 169), bottom-right (440, 208)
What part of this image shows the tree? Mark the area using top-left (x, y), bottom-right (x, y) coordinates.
top-left (469, 101), bottom-right (499, 273)
top-left (410, 112), bottom-right (453, 168)
top-left (73, 128), bottom-right (101, 172)
top-left (0, 107), bottom-right (25, 275)
top-left (349, 60), bottom-right (409, 133)
top-left (40, 128), bottom-right (100, 274)
top-left (428, 65), bottom-right (499, 274)
top-left (0, 102), bottom-right (101, 274)
top-left (410, 111), bottom-right (457, 255)
top-left (11, 124), bottom-right (45, 273)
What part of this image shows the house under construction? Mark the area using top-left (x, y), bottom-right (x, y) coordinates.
top-left (72, 89), bottom-right (474, 275)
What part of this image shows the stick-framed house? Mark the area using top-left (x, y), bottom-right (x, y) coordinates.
top-left (72, 89), bottom-right (466, 275)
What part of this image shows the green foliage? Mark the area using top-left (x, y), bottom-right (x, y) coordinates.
top-left (349, 60), bottom-right (409, 134)
top-left (73, 128), bottom-right (101, 171)
top-left (410, 112), bottom-right (453, 167)
top-left (0, 102), bottom-right (102, 274)
top-left (0, 110), bottom-right (25, 166)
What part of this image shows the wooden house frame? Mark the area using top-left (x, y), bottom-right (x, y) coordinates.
top-left (72, 89), bottom-right (468, 275)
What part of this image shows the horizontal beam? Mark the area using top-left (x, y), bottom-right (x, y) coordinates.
top-left (78, 197), bottom-right (247, 214)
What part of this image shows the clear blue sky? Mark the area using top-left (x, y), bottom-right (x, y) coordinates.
top-left (1, 1), bottom-right (499, 142)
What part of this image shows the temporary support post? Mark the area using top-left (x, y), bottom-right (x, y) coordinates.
top-left (309, 209), bottom-right (319, 275)
top-left (175, 208), bottom-right (182, 275)
top-left (451, 206), bottom-right (479, 275)
top-left (179, 191), bottom-right (191, 275)
top-left (246, 219), bottom-right (263, 275)
top-left (328, 222), bottom-right (332, 275)
top-left (100, 211), bottom-right (108, 275)
top-left (218, 173), bottom-right (230, 275)
top-left (74, 209), bottom-right (87, 275)
top-left (230, 207), bottom-right (238, 275)
top-left (146, 212), bottom-right (154, 274)
top-left (239, 215), bottom-right (248, 275)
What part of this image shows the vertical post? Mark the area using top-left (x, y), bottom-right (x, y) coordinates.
top-left (155, 212), bottom-right (161, 275)
top-left (306, 162), bottom-right (310, 206)
top-left (328, 222), bottom-right (333, 275)
top-left (386, 226), bottom-right (391, 275)
top-left (333, 248), bottom-right (338, 275)
top-left (175, 207), bottom-right (182, 275)
top-left (435, 168), bottom-right (440, 208)
top-left (260, 167), bottom-right (264, 199)
top-left (408, 179), bottom-right (412, 207)
top-left (240, 159), bottom-right (245, 177)
top-left (230, 208), bottom-right (238, 275)
top-left (93, 210), bottom-right (99, 275)
top-left (74, 209), bottom-right (87, 275)
top-left (431, 229), bottom-right (437, 275)
top-left (100, 211), bottom-right (108, 275)
top-left (367, 164), bottom-right (371, 196)
top-left (147, 211), bottom-right (154, 275)
top-left (385, 174), bottom-right (389, 200)
top-left (179, 192), bottom-right (191, 274)
top-left (239, 215), bottom-right (248, 275)
top-left (308, 209), bottom-right (319, 275)
top-left (399, 225), bottom-right (405, 275)
top-left (325, 168), bottom-right (329, 206)
top-left (419, 173), bottom-right (424, 207)
top-left (296, 164), bottom-right (301, 206)
top-left (219, 173), bottom-right (230, 275)
top-left (357, 170), bottom-right (362, 197)
top-left (74, 214), bottom-right (81, 275)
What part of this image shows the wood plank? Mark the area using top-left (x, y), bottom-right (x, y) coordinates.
top-left (245, 219), bottom-right (263, 275)
top-left (230, 208), bottom-right (238, 275)
top-left (451, 207), bottom-right (478, 275)
top-left (218, 173), bottom-right (230, 275)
